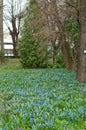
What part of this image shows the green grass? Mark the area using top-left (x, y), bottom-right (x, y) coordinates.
top-left (1, 58), bottom-right (22, 70)
top-left (0, 59), bottom-right (86, 130)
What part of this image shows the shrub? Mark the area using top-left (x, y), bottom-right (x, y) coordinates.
top-left (55, 55), bottom-right (65, 68)
top-left (47, 55), bottom-right (65, 68)
top-left (18, 38), bottom-right (47, 68)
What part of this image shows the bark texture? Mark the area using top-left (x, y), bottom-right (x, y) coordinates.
top-left (77, 0), bottom-right (86, 83)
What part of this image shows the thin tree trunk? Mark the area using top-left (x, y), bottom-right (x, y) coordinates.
top-left (52, 42), bottom-right (57, 63)
top-left (72, 40), bottom-right (79, 72)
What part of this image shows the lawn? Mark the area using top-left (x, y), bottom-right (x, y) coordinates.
top-left (0, 59), bottom-right (86, 130)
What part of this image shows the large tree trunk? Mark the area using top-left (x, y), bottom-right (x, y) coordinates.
top-left (77, 0), bottom-right (86, 83)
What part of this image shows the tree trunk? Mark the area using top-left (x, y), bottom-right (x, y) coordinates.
top-left (72, 40), bottom-right (79, 72)
top-left (11, 33), bottom-right (18, 58)
top-left (61, 33), bottom-right (73, 70)
top-left (61, 43), bottom-right (72, 70)
top-left (13, 43), bottom-right (18, 58)
top-left (77, 0), bottom-right (86, 83)
top-left (52, 42), bottom-right (57, 63)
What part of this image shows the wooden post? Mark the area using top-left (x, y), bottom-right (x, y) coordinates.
top-left (0, 0), bottom-right (3, 51)
top-left (0, 0), bottom-right (3, 64)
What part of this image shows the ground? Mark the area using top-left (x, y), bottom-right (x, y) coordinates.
top-left (0, 59), bottom-right (86, 130)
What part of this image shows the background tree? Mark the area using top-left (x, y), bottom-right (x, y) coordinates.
top-left (18, 0), bottom-right (47, 68)
top-left (4, 0), bottom-right (26, 57)
top-left (33, 0), bottom-right (78, 70)
top-left (64, 0), bottom-right (80, 71)
top-left (39, 0), bottom-right (80, 71)
top-left (30, 0), bottom-right (67, 68)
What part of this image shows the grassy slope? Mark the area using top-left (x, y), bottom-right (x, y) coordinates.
top-left (0, 59), bottom-right (86, 130)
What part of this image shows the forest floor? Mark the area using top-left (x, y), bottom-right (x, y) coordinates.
top-left (0, 58), bottom-right (86, 130)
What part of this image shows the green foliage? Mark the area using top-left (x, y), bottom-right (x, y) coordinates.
top-left (47, 55), bottom-right (65, 69)
top-left (65, 17), bottom-right (80, 42)
top-left (18, 37), bottom-right (46, 68)
top-left (0, 66), bottom-right (86, 129)
top-left (55, 55), bottom-right (65, 68)
top-left (18, 1), bottom-right (47, 68)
